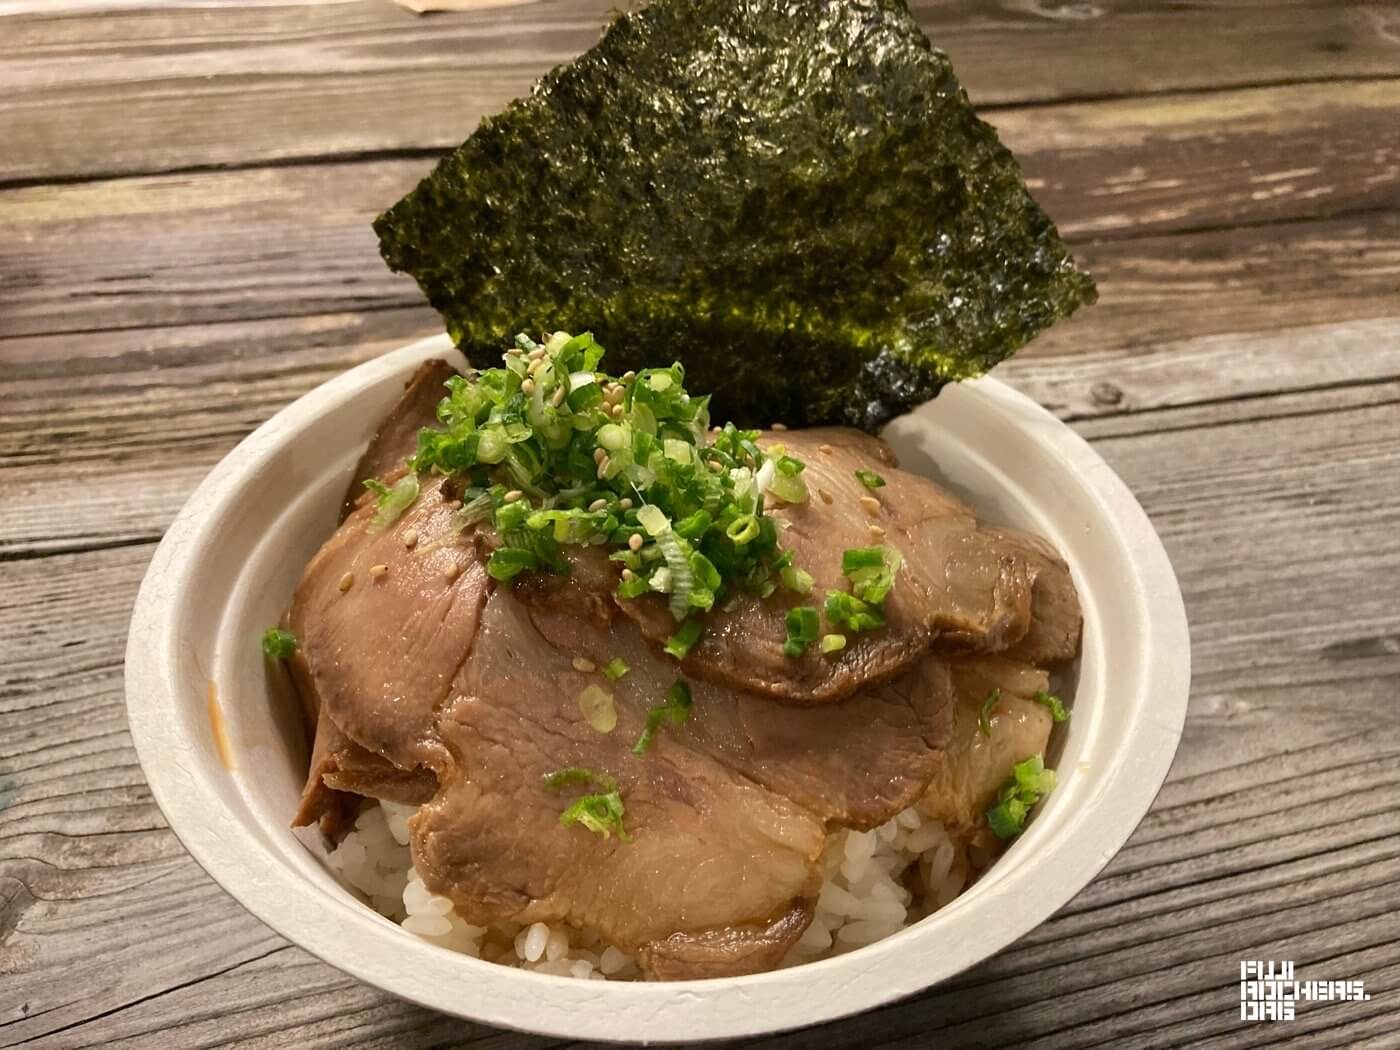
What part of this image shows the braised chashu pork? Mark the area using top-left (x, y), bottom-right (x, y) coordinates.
top-left (288, 360), bottom-right (1081, 978)
top-left (615, 428), bottom-right (1069, 703)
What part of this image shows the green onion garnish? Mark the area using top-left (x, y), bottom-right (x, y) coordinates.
top-left (410, 331), bottom-right (808, 625)
top-left (543, 767), bottom-right (628, 839)
top-left (841, 544), bottom-right (902, 606)
top-left (261, 627), bottom-right (297, 659)
top-left (823, 590), bottom-right (885, 632)
top-left (664, 618), bottom-right (703, 661)
top-left (820, 633), bottom-right (847, 655)
top-left (362, 474), bottom-right (420, 534)
top-left (1033, 690), bottom-right (1069, 722)
top-left (855, 468), bottom-right (886, 489)
top-left (977, 688), bottom-right (1002, 737)
top-left (486, 547), bottom-right (539, 582)
top-left (784, 606), bottom-right (821, 656)
top-left (632, 681), bottom-right (694, 754)
top-left (986, 755), bottom-right (1057, 840)
top-left (602, 658), bottom-right (630, 682)
top-left (780, 565), bottom-right (814, 595)
top-left (559, 792), bottom-right (628, 840)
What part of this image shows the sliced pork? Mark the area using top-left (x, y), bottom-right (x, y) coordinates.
top-left (614, 428), bottom-right (1050, 703)
top-left (411, 585), bottom-right (955, 974)
top-left (290, 472), bottom-right (489, 773)
top-left (918, 655), bottom-right (1057, 839)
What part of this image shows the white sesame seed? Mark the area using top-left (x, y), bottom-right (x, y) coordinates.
top-left (338, 572), bottom-right (354, 593)
top-left (621, 371), bottom-right (636, 382)
top-left (445, 563), bottom-right (461, 581)
top-left (369, 563), bottom-right (389, 579)
top-left (818, 443), bottom-right (834, 454)
top-left (402, 530), bottom-right (418, 549)
top-left (610, 403), bottom-right (624, 418)
top-left (628, 533), bottom-right (643, 552)
top-left (504, 489), bottom-right (524, 503)
top-left (521, 378), bottom-right (536, 396)
top-left (528, 348), bottom-right (546, 361)
top-left (860, 496), bottom-right (881, 515)
top-left (869, 524), bottom-right (886, 539)
top-left (618, 498), bottom-right (633, 510)
top-left (621, 568), bottom-right (636, 581)
top-left (594, 447), bottom-right (608, 465)
top-left (818, 489), bottom-right (834, 505)
top-left (573, 657), bottom-right (597, 673)
top-left (708, 460), bottom-right (723, 473)
top-left (506, 347), bottom-right (523, 357)
top-left (551, 385), bottom-right (567, 407)
top-left (770, 422), bottom-right (788, 431)
top-left (596, 461), bottom-right (610, 480)
top-left (588, 498), bottom-right (608, 512)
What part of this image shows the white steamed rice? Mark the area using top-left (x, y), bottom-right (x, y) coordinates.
top-left (322, 799), bottom-right (980, 978)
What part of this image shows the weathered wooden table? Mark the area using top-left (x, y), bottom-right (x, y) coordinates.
top-left (3, 1), bottom-right (1399, 1046)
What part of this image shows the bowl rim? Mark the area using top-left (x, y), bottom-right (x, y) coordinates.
top-left (125, 334), bottom-right (1190, 1043)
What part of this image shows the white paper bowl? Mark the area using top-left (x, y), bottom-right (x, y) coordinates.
top-left (125, 334), bottom-right (1189, 1043)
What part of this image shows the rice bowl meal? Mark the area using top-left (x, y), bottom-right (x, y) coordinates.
top-left (123, 0), bottom-right (1192, 1025)
top-left (273, 337), bottom-right (1079, 980)
top-left (244, 0), bottom-right (1108, 985)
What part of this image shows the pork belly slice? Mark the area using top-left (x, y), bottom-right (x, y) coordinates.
top-left (290, 471), bottom-right (489, 774)
top-left (411, 587), bottom-right (954, 977)
top-left (614, 427), bottom-right (1043, 704)
top-left (918, 655), bottom-right (1056, 840)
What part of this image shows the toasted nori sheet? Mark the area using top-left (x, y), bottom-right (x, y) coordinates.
top-left (375, 0), bottom-right (1096, 430)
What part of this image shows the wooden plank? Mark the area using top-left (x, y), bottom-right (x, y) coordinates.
top-left (5, 305), bottom-right (1400, 558)
top-left (1, 0), bottom-right (1397, 182)
top-left (3, 382), bottom-right (1399, 1046)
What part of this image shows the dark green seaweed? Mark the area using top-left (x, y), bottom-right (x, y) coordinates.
top-left (375, 0), bottom-right (1096, 430)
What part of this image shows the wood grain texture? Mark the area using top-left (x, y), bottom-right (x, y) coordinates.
top-left (1, 0), bottom-right (1398, 182)
top-left (3, 0), bottom-right (1400, 1046)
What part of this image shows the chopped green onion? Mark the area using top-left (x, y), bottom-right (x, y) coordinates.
top-left (783, 606), bottom-right (821, 657)
top-left (664, 618), bottom-right (703, 660)
top-left (985, 754), bottom-right (1056, 840)
top-left (780, 566), bottom-right (813, 595)
top-left (261, 627), bottom-right (297, 659)
top-left (841, 547), bottom-right (886, 572)
top-left (362, 474), bottom-right (420, 534)
top-left (820, 633), bottom-right (847, 655)
top-left (725, 514), bottom-right (760, 545)
top-left (855, 468), bottom-right (886, 489)
top-left (410, 332), bottom-right (808, 619)
top-left (1034, 690), bottom-right (1069, 722)
top-left (632, 680), bottom-right (694, 754)
top-left (602, 657), bottom-right (630, 682)
top-left (823, 590), bottom-right (885, 632)
top-left (841, 545), bottom-right (902, 606)
top-left (636, 504), bottom-right (670, 536)
top-left (977, 687), bottom-right (1002, 737)
top-left (559, 791), bottom-right (628, 840)
top-left (486, 547), bottom-right (539, 581)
